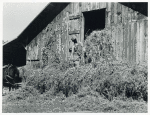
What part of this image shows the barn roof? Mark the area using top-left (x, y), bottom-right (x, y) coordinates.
top-left (120, 2), bottom-right (148, 17)
top-left (3, 2), bottom-right (147, 67)
top-left (3, 3), bottom-right (69, 67)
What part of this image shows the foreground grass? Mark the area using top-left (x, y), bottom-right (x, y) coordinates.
top-left (3, 60), bottom-right (148, 113)
top-left (2, 86), bottom-right (147, 113)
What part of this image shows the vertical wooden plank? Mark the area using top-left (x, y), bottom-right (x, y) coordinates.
top-left (73, 2), bottom-right (76, 14)
top-left (106, 2), bottom-right (108, 10)
top-left (79, 18), bottom-right (82, 43)
top-left (111, 2), bottom-right (114, 24)
top-left (130, 22), bottom-right (135, 63)
top-left (82, 2), bottom-right (86, 12)
top-left (76, 2), bottom-right (81, 15)
top-left (90, 2), bottom-right (93, 10)
top-left (83, 2), bottom-right (87, 11)
top-left (91, 2), bottom-right (94, 10)
top-left (91, 2), bottom-right (96, 10)
top-left (99, 2), bottom-right (102, 9)
top-left (100, 2), bottom-right (103, 9)
top-left (106, 2), bottom-right (111, 28)
top-left (133, 22), bottom-right (137, 64)
top-left (79, 2), bottom-right (82, 14)
top-left (81, 14), bottom-right (84, 43)
top-left (85, 2), bottom-right (89, 12)
top-left (138, 20), bottom-right (142, 63)
top-left (122, 4), bottom-right (125, 61)
top-left (63, 16), bottom-right (67, 60)
top-left (81, 13), bottom-right (85, 63)
top-left (85, 2), bottom-right (89, 11)
top-left (131, 8), bottom-right (135, 22)
top-left (115, 26), bottom-right (119, 61)
top-left (79, 3), bottom-right (82, 43)
top-left (81, 2), bottom-right (84, 12)
top-left (103, 2), bottom-right (106, 8)
top-left (72, 2), bottom-right (75, 14)
top-left (111, 3), bottom-right (115, 60)
top-left (107, 2), bottom-right (111, 11)
top-left (113, 3), bottom-right (119, 60)
top-left (70, 3), bottom-right (73, 14)
top-left (136, 21), bottom-right (140, 64)
top-left (111, 25), bottom-right (115, 60)
top-left (99, 2), bottom-right (105, 9)
top-left (134, 11), bottom-right (138, 21)
top-left (128, 8), bottom-right (133, 63)
top-left (127, 8), bottom-right (132, 62)
top-left (67, 3), bottom-right (71, 14)
top-left (130, 8), bottom-right (137, 64)
top-left (77, 18), bottom-right (81, 43)
top-left (124, 6), bottom-right (129, 62)
top-left (83, 2), bottom-right (86, 12)
top-left (100, 2), bottom-right (106, 9)
top-left (88, 2), bottom-right (92, 11)
top-left (75, 2), bottom-right (79, 14)
top-left (109, 3), bottom-right (115, 60)
top-left (116, 3), bottom-right (121, 61)
top-left (80, 2), bottom-right (85, 63)
top-left (128, 8), bottom-right (132, 23)
top-left (105, 3), bottom-right (108, 28)
top-left (79, 16), bottom-right (82, 41)
top-left (139, 20), bottom-right (145, 64)
top-left (119, 25), bottom-right (123, 61)
top-left (117, 3), bottom-right (122, 24)
top-left (76, 2), bottom-right (79, 14)
top-left (144, 20), bottom-right (148, 63)
top-left (66, 12), bottom-right (69, 60)
top-left (106, 3), bottom-right (113, 60)
top-left (74, 2), bottom-right (76, 14)
top-left (114, 3), bottom-right (117, 24)
top-left (96, 2), bottom-right (99, 9)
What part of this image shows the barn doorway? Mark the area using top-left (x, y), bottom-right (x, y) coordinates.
top-left (83, 8), bottom-right (106, 40)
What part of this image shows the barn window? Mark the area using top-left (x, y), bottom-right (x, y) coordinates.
top-left (83, 8), bottom-right (106, 40)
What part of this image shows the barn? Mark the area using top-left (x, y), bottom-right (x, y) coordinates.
top-left (4, 2), bottom-right (148, 69)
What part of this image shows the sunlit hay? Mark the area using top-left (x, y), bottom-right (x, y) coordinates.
top-left (84, 29), bottom-right (113, 64)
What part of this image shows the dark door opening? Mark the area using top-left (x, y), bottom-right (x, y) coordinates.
top-left (83, 8), bottom-right (106, 40)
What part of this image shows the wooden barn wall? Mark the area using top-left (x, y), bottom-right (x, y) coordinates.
top-left (27, 2), bottom-right (148, 67)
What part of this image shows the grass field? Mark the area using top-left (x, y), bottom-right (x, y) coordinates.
top-left (2, 61), bottom-right (148, 113)
top-left (2, 86), bottom-right (147, 113)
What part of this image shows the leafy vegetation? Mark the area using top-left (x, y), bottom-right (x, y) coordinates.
top-left (3, 30), bottom-right (148, 113)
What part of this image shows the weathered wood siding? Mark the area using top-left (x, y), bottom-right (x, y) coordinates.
top-left (27, 2), bottom-right (148, 67)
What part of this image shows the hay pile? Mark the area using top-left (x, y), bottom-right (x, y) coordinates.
top-left (4, 30), bottom-right (147, 113)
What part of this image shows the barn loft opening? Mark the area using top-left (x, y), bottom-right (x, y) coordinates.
top-left (83, 8), bottom-right (106, 40)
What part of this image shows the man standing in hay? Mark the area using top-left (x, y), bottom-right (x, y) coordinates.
top-left (71, 38), bottom-right (85, 67)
